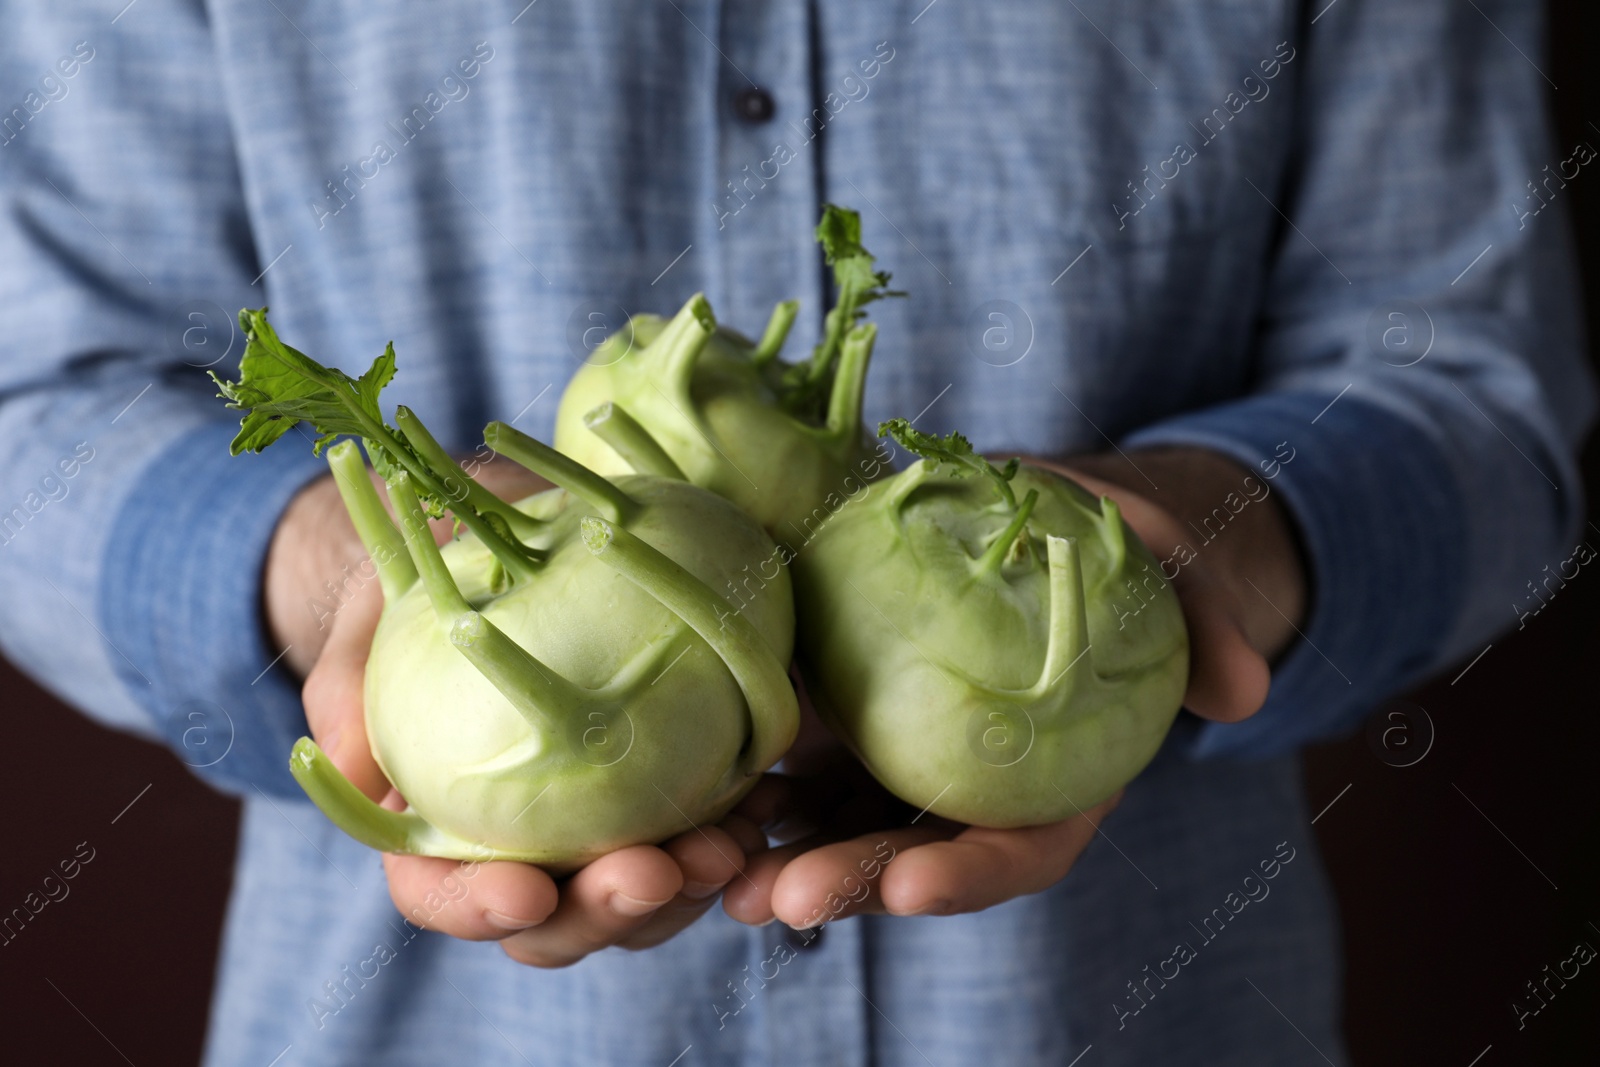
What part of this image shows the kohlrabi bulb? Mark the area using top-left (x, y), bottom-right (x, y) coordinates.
top-left (297, 430), bottom-right (798, 872)
top-left (790, 421), bottom-right (1189, 828)
top-left (213, 309), bottom-right (798, 871)
top-left (553, 205), bottom-right (898, 536)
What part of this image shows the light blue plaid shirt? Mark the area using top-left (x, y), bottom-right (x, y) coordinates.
top-left (1, 2), bottom-right (1590, 1064)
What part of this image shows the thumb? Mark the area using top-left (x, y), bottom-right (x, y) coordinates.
top-left (300, 581), bottom-right (391, 801)
top-left (1173, 561), bottom-right (1271, 723)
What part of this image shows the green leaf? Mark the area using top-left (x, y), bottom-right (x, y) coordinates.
top-left (878, 418), bottom-right (1019, 510)
top-left (815, 204), bottom-right (896, 315)
top-left (212, 309), bottom-right (440, 517)
top-left (780, 205), bottom-right (904, 415)
top-left (211, 308), bottom-right (392, 457)
top-left (212, 308), bottom-right (543, 581)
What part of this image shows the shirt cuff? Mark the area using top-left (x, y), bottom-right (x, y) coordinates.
top-left (99, 419), bottom-right (326, 796)
top-left (1124, 391), bottom-right (1468, 760)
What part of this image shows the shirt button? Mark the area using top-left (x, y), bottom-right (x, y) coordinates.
top-left (793, 924), bottom-right (825, 951)
top-left (732, 85), bottom-right (776, 124)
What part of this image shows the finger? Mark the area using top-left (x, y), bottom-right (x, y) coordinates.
top-left (729, 774), bottom-right (796, 829)
top-left (384, 852), bottom-right (559, 940)
top-left (766, 825), bottom-right (954, 928)
top-left (661, 824), bottom-right (747, 901)
top-left (616, 825), bottom-right (750, 951)
top-left (726, 825), bottom-right (947, 927)
top-left (723, 831), bottom-right (847, 926)
top-left (878, 793), bottom-right (1122, 917)
top-left (717, 813), bottom-right (770, 858)
top-left (1174, 564), bottom-right (1270, 723)
top-left (499, 845), bottom-right (683, 969)
top-left (723, 789), bottom-right (963, 928)
top-left (300, 586), bottom-right (389, 800)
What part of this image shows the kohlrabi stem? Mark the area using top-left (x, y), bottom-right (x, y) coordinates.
top-left (484, 421), bottom-right (636, 524)
top-left (290, 737), bottom-right (434, 854)
top-left (1032, 535), bottom-right (1096, 699)
top-left (289, 738), bottom-right (505, 861)
top-left (751, 299), bottom-right (799, 366)
top-left (977, 488), bottom-right (1040, 574)
top-left (582, 402), bottom-right (686, 480)
top-left (1098, 496), bottom-right (1128, 577)
top-left (386, 472), bottom-right (473, 617)
top-left (805, 263), bottom-right (873, 391)
top-left (824, 322), bottom-right (876, 440)
top-left (360, 425), bottom-right (540, 583)
top-left (326, 439), bottom-right (418, 602)
top-left (647, 292), bottom-right (717, 393)
top-left (448, 612), bottom-right (585, 731)
top-left (581, 517), bottom-right (799, 777)
top-left (394, 406), bottom-right (542, 539)
top-left (388, 472), bottom-right (580, 731)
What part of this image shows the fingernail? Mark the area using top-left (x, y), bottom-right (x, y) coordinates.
top-left (485, 910), bottom-right (542, 932)
top-left (322, 729), bottom-right (343, 760)
top-left (609, 892), bottom-right (672, 918)
top-left (681, 880), bottom-right (725, 901)
top-left (906, 899), bottom-right (952, 917)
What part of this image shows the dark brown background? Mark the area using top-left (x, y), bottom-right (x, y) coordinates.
top-left (3, 4), bottom-right (1597, 1063)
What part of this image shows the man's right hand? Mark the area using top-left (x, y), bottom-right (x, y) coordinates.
top-left (263, 455), bottom-right (766, 967)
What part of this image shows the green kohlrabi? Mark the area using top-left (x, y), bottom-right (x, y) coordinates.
top-left (554, 204), bottom-right (901, 536)
top-left (213, 309), bottom-right (798, 871)
top-left (790, 420), bottom-right (1189, 828)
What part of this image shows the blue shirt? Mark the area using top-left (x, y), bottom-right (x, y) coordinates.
top-left (1, 2), bottom-right (1590, 1064)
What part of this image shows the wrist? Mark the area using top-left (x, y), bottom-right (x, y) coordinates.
top-left (263, 473), bottom-right (369, 677)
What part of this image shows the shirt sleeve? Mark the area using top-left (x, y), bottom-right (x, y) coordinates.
top-left (1124, 0), bottom-right (1595, 759)
top-left (0, 3), bottom-right (323, 796)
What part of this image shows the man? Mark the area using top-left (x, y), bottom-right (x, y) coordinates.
top-left (0, 2), bottom-right (1589, 1064)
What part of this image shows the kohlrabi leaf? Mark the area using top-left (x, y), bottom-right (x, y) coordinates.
top-left (212, 308), bottom-right (540, 571)
top-left (214, 309), bottom-right (446, 511)
top-left (781, 205), bottom-right (903, 414)
top-left (815, 204), bottom-right (895, 316)
top-left (878, 417), bottom-right (1019, 509)
top-left (212, 308), bottom-right (395, 458)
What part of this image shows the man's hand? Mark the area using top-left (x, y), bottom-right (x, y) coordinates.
top-left (264, 456), bottom-right (767, 968)
top-left (722, 446), bottom-right (1306, 929)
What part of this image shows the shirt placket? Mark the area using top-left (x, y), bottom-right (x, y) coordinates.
top-left (700, 0), bottom-right (827, 349)
top-left (700, 5), bottom-right (870, 1063)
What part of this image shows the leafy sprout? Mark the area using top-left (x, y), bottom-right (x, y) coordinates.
top-left (878, 418), bottom-right (1022, 510)
top-left (780, 205), bottom-right (904, 415)
top-left (211, 308), bottom-right (540, 572)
